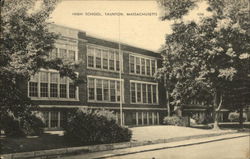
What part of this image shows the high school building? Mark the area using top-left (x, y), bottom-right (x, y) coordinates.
top-left (25, 24), bottom-right (168, 130)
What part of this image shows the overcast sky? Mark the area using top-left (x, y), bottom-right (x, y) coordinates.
top-left (49, 0), bottom-right (209, 52)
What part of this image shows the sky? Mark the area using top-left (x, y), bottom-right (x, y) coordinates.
top-left (49, 0), bottom-right (209, 52)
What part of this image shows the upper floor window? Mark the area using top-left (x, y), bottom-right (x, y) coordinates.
top-left (129, 55), bottom-right (157, 77)
top-left (130, 81), bottom-right (158, 104)
top-left (49, 47), bottom-right (77, 61)
top-left (87, 45), bottom-right (123, 72)
top-left (28, 70), bottom-right (78, 100)
top-left (87, 76), bottom-right (124, 103)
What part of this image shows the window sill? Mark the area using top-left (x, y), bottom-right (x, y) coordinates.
top-left (129, 73), bottom-right (155, 78)
top-left (130, 102), bottom-right (159, 105)
top-left (29, 97), bottom-right (79, 101)
top-left (88, 100), bottom-right (125, 104)
top-left (87, 67), bottom-right (124, 73)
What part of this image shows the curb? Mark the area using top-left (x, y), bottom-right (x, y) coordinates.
top-left (0, 131), bottom-right (238, 159)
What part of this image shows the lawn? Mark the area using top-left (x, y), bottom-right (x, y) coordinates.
top-left (1, 124), bottom-right (247, 154)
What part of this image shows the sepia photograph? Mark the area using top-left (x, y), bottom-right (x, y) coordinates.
top-left (1, 0), bottom-right (250, 158)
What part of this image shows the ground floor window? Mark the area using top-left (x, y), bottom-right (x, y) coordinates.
top-left (42, 111), bottom-right (62, 129)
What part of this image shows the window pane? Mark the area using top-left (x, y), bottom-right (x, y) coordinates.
top-left (68, 50), bottom-right (75, 61)
top-left (142, 84), bottom-right (147, 103)
top-left (110, 81), bottom-right (116, 102)
top-left (136, 57), bottom-right (140, 74)
top-left (29, 82), bottom-right (38, 97)
top-left (59, 48), bottom-right (67, 59)
top-left (40, 72), bottom-right (48, 82)
top-left (69, 83), bottom-right (76, 98)
top-left (131, 83), bottom-right (136, 103)
top-left (88, 78), bottom-right (95, 100)
top-left (103, 50), bottom-right (109, 69)
top-left (50, 73), bottom-right (58, 83)
top-left (50, 83), bottom-right (58, 97)
top-left (151, 60), bottom-right (156, 76)
top-left (95, 49), bottom-right (102, 68)
top-left (50, 112), bottom-right (59, 128)
top-left (60, 84), bottom-right (67, 98)
top-left (141, 59), bottom-right (146, 75)
top-left (109, 51), bottom-right (115, 70)
top-left (115, 51), bottom-right (120, 71)
top-left (96, 79), bottom-right (102, 101)
top-left (40, 83), bottom-right (48, 97)
top-left (137, 83), bottom-right (142, 103)
top-left (103, 80), bottom-right (109, 101)
top-left (152, 85), bottom-right (157, 103)
top-left (147, 85), bottom-right (152, 104)
top-left (130, 56), bottom-right (135, 73)
top-left (146, 59), bottom-right (151, 76)
top-left (30, 73), bottom-right (39, 82)
top-left (116, 81), bottom-right (120, 102)
top-left (87, 47), bottom-right (94, 67)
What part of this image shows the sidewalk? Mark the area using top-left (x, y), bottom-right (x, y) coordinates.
top-left (62, 133), bottom-right (249, 159)
top-left (1, 126), bottom-right (241, 159)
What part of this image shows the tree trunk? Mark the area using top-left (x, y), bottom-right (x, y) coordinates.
top-left (167, 90), bottom-right (171, 117)
top-left (213, 92), bottom-right (223, 130)
top-left (239, 107), bottom-right (244, 128)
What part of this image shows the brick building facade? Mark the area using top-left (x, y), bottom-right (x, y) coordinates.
top-left (25, 24), bottom-right (167, 130)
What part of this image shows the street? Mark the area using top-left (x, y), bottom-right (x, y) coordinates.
top-left (107, 136), bottom-right (249, 159)
top-left (63, 134), bottom-right (250, 159)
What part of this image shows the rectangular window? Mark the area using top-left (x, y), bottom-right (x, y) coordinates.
top-left (142, 84), bottom-right (147, 103)
top-left (115, 51), bottom-right (120, 71)
top-left (109, 51), bottom-right (115, 70)
top-left (59, 48), bottom-right (67, 59)
top-left (40, 72), bottom-right (48, 97)
top-left (87, 47), bottom-right (94, 67)
top-left (131, 83), bottom-right (136, 103)
top-left (103, 80), bottom-right (109, 101)
top-left (110, 80), bottom-right (116, 102)
top-left (88, 78), bottom-right (95, 100)
top-left (152, 85), bottom-right (157, 104)
top-left (130, 82), bottom-right (158, 104)
top-left (130, 56), bottom-right (135, 73)
top-left (103, 50), bottom-right (109, 69)
top-left (29, 82), bottom-right (38, 97)
top-left (95, 49), bottom-right (102, 69)
top-left (68, 50), bottom-right (75, 61)
top-left (151, 60), bottom-right (156, 76)
top-left (96, 79), bottom-right (103, 101)
top-left (116, 81), bottom-right (121, 102)
top-left (137, 83), bottom-right (142, 103)
top-left (69, 83), bottom-right (76, 98)
top-left (50, 111), bottom-right (59, 128)
top-left (50, 73), bottom-right (58, 98)
top-left (141, 59), bottom-right (146, 75)
top-left (60, 77), bottom-right (67, 98)
top-left (147, 85), bottom-right (152, 104)
top-left (146, 59), bottom-right (151, 76)
top-left (136, 57), bottom-right (140, 74)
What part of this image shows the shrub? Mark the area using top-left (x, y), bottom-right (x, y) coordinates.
top-left (0, 112), bottom-right (45, 137)
top-left (63, 108), bottom-right (132, 145)
top-left (163, 115), bottom-right (186, 126)
top-left (228, 112), bottom-right (247, 122)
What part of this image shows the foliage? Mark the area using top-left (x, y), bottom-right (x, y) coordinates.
top-left (0, 111), bottom-right (45, 137)
top-left (157, 0), bottom-right (250, 128)
top-left (63, 108), bottom-right (132, 145)
top-left (0, 0), bottom-right (83, 130)
top-left (163, 115), bottom-right (187, 126)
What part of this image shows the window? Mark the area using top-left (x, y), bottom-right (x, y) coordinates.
top-left (28, 71), bottom-right (78, 100)
top-left (59, 48), bottom-right (67, 59)
top-left (60, 77), bottom-right (67, 98)
top-left (88, 78), bottom-right (95, 100)
top-left (50, 73), bottom-right (58, 97)
top-left (129, 55), bottom-right (157, 76)
top-left (68, 50), bottom-right (75, 61)
top-left (109, 51), bottom-right (115, 70)
top-left (103, 50), bottom-right (109, 69)
top-left (43, 111), bottom-right (62, 129)
top-left (50, 111), bottom-right (59, 128)
top-left (29, 73), bottom-right (39, 97)
top-left (87, 77), bottom-right (123, 103)
top-left (96, 79), bottom-right (103, 101)
top-left (87, 47), bottom-right (94, 67)
top-left (49, 48), bottom-right (58, 59)
top-left (95, 49), bottom-right (102, 68)
top-left (130, 81), bottom-right (158, 104)
top-left (40, 72), bottom-right (48, 97)
top-left (87, 45), bottom-right (123, 72)
top-left (130, 56), bottom-right (135, 73)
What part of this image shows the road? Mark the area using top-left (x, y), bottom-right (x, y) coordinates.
top-left (106, 136), bottom-right (250, 159)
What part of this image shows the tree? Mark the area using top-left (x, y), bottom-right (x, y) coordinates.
top-left (157, 0), bottom-right (250, 129)
top-left (0, 0), bottom-right (82, 133)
